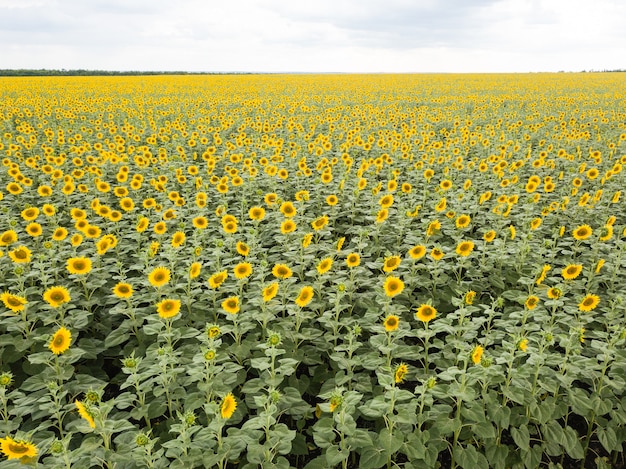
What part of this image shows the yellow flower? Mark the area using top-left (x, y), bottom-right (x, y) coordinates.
top-left (311, 215), bottom-right (329, 231)
top-left (171, 231), bottom-right (186, 248)
top-left (525, 295), bottom-right (539, 310)
top-left (408, 245), bottom-right (426, 260)
top-left (66, 257), bottom-right (92, 275)
top-left (112, 282), bottom-right (133, 299)
top-left (518, 339), bottom-right (528, 352)
top-left (192, 216), bottom-right (208, 230)
top-left (383, 315), bottom-right (399, 332)
top-left (455, 241), bottom-right (474, 257)
top-left (382, 255), bottom-right (401, 273)
top-left (52, 227), bottom-right (68, 241)
top-left (295, 286), bottom-right (314, 307)
top-left (302, 233), bottom-right (313, 248)
top-left (43, 286), bottom-right (71, 308)
top-left (234, 262), bottom-right (253, 280)
top-left (579, 294), bottom-right (600, 312)
top-left (471, 345), bottom-right (484, 365)
top-left (49, 327), bottom-right (72, 354)
top-left (280, 201), bottom-right (297, 217)
top-left (221, 296), bottom-right (240, 314)
top-left (0, 292), bottom-right (27, 313)
top-left (316, 258), bottom-right (333, 275)
top-left (208, 270), bottom-right (228, 289)
top-left (272, 263), bottom-right (292, 279)
top-left (75, 400), bottom-right (96, 428)
top-left (262, 283), bottom-right (279, 302)
top-left (509, 226), bottom-right (516, 240)
top-left (595, 259), bottom-right (605, 273)
top-left (416, 304), bottom-right (437, 323)
top-left (236, 242), bottom-right (250, 257)
top-left (281, 220), bottom-right (297, 234)
top-left (0, 436), bottom-right (38, 460)
top-left (383, 276), bottom-right (404, 298)
top-left (249, 206), bottom-right (266, 221)
top-left (346, 253), bottom-right (360, 268)
top-left (426, 220), bottom-right (440, 237)
top-left (0, 230), bottom-right (18, 247)
top-left (21, 207), bottom-right (39, 221)
top-left (9, 245), bottom-right (32, 263)
top-left (464, 291), bottom-right (476, 305)
top-left (536, 264), bottom-right (551, 285)
top-left (483, 230), bottom-right (496, 242)
top-left (572, 224), bottom-right (592, 240)
top-left (562, 264), bottom-right (582, 281)
top-left (148, 266), bottom-right (171, 288)
top-left (430, 248), bottom-right (444, 261)
top-left (156, 298), bottom-right (181, 319)
top-left (455, 214), bottom-right (471, 228)
top-left (394, 363), bottom-right (408, 383)
top-left (221, 393), bottom-right (237, 419)
top-left (189, 262), bottom-right (202, 279)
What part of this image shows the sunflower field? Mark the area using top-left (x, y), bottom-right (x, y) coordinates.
top-left (1, 73), bottom-right (626, 468)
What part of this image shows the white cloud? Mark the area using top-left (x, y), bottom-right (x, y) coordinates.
top-left (0, 0), bottom-right (624, 72)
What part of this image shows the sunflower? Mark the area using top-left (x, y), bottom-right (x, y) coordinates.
top-left (426, 220), bottom-right (441, 237)
top-left (464, 291), bottom-right (476, 305)
top-left (189, 262), bottom-right (202, 279)
top-left (383, 276), bottom-right (404, 298)
top-left (483, 230), bottom-right (496, 242)
top-left (192, 216), bottom-right (208, 230)
top-left (547, 287), bottom-right (562, 299)
top-left (295, 286), bottom-right (314, 307)
top-left (208, 270), bottom-right (228, 289)
top-left (0, 292), bottom-right (27, 313)
top-left (346, 253), bottom-right (361, 268)
top-left (229, 242), bottom-right (247, 259)
top-left (25, 222), bottom-right (42, 237)
top-left (0, 230), bottom-right (18, 247)
top-left (562, 264), bottom-right (582, 280)
top-left (471, 345), bottom-right (484, 365)
top-left (43, 286), bottom-right (71, 308)
top-left (148, 266), bottom-right (171, 288)
top-left (171, 231), bottom-right (186, 248)
top-left (394, 363), bottom-right (408, 383)
top-left (311, 215), bottom-right (329, 231)
top-left (326, 194), bottom-right (338, 206)
top-left (222, 221), bottom-right (237, 234)
top-left (156, 298), bottom-right (181, 319)
top-left (456, 241), bottom-right (475, 257)
top-left (280, 201), bottom-right (297, 217)
top-left (572, 225), bottom-right (592, 240)
top-left (416, 304), bottom-right (437, 323)
top-left (316, 258), bottom-right (333, 275)
top-left (530, 218), bottom-right (542, 230)
top-left (379, 194), bottom-right (394, 208)
top-left (220, 393), bottom-right (237, 419)
top-left (75, 400), bottom-right (96, 428)
top-left (455, 214), bottom-right (471, 229)
top-left (221, 296), bottom-right (240, 314)
top-left (302, 233), bottom-right (313, 248)
top-left (375, 209), bottom-right (389, 224)
top-left (262, 282), bottom-right (279, 302)
top-left (518, 339), bottom-right (528, 352)
top-left (153, 222), bottom-right (167, 235)
top-left (112, 282), bottom-right (133, 299)
top-left (66, 257), bottom-right (92, 275)
top-left (536, 264), bottom-right (551, 285)
top-left (430, 248), bottom-right (444, 261)
top-left (525, 295), bottom-right (539, 310)
top-left (383, 315), bottom-right (399, 332)
top-left (136, 217), bottom-right (149, 233)
top-left (408, 245), bottom-right (426, 260)
top-left (49, 326), bottom-right (72, 354)
top-left (579, 294), bottom-right (600, 312)
top-left (281, 220), bottom-right (297, 234)
top-left (234, 262), bottom-right (253, 280)
top-left (272, 263), bottom-right (292, 279)
top-left (382, 255), bottom-right (401, 273)
top-left (21, 207), bottom-right (39, 221)
top-left (0, 436), bottom-right (38, 460)
top-left (70, 234), bottom-right (83, 247)
top-left (52, 227), bottom-right (68, 241)
top-left (249, 206), bottom-right (266, 221)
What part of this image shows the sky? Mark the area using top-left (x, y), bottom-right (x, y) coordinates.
top-left (1, 0), bottom-right (625, 73)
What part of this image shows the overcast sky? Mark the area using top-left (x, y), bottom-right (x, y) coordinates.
top-left (1, 0), bottom-right (624, 73)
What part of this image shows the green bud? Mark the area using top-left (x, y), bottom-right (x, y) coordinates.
top-left (267, 332), bottom-right (282, 347)
top-left (85, 390), bottom-right (100, 404)
top-left (426, 377), bottom-right (437, 389)
top-left (338, 283), bottom-right (346, 292)
top-left (353, 325), bottom-right (362, 337)
top-left (0, 372), bottom-right (13, 387)
top-left (14, 267), bottom-right (23, 276)
top-left (50, 440), bottom-right (64, 454)
top-left (123, 357), bottom-right (137, 369)
top-left (183, 411), bottom-right (196, 426)
top-left (269, 389), bottom-right (281, 403)
top-left (135, 433), bottom-right (150, 446)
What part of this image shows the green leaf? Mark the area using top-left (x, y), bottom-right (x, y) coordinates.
top-left (358, 446), bottom-right (388, 469)
top-left (597, 426), bottom-right (618, 452)
top-left (511, 425), bottom-right (530, 451)
top-left (378, 428), bottom-right (403, 455)
top-left (485, 444), bottom-right (509, 469)
top-left (568, 388), bottom-right (592, 417)
top-left (523, 444), bottom-right (542, 469)
top-left (325, 445), bottom-right (350, 466)
top-left (472, 421), bottom-right (495, 440)
top-left (562, 426), bottom-right (584, 460)
top-left (454, 445), bottom-right (488, 469)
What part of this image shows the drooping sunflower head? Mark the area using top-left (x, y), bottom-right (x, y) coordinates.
top-left (220, 393), bottom-right (237, 419)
